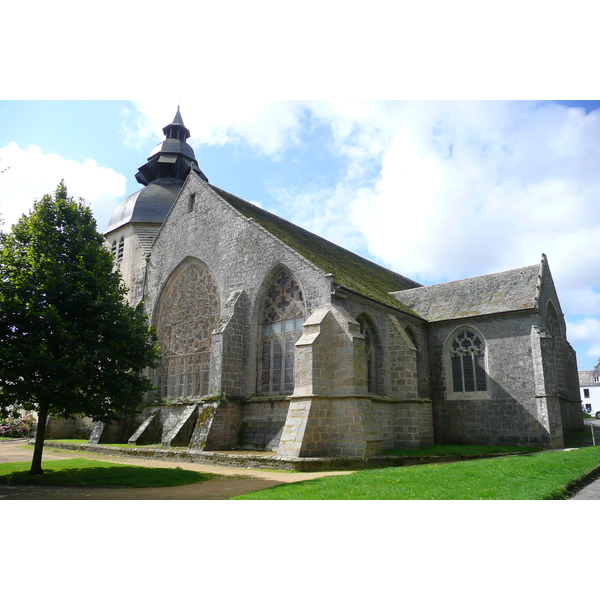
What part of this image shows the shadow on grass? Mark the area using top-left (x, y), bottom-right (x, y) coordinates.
top-left (0, 459), bottom-right (212, 488)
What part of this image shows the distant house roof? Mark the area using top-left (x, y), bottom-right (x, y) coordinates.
top-left (391, 264), bottom-right (542, 322)
top-left (579, 359), bottom-right (600, 386)
top-left (210, 185), bottom-right (423, 315)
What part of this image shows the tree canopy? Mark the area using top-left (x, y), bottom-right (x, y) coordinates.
top-left (0, 182), bottom-right (159, 473)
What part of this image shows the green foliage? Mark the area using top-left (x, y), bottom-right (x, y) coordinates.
top-left (0, 459), bottom-right (211, 487)
top-left (233, 446), bottom-right (600, 500)
top-left (205, 390), bottom-right (248, 406)
top-left (0, 182), bottom-right (160, 472)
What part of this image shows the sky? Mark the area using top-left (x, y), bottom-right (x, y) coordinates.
top-left (1, 99), bottom-right (600, 370)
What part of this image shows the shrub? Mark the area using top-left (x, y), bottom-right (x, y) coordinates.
top-left (0, 414), bottom-right (36, 438)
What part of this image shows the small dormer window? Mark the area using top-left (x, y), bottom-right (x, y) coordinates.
top-left (594, 376), bottom-right (600, 383)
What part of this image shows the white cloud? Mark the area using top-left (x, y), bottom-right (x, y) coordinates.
top-left (124, 100), bottom-right (308, 157)
top-left (317, 101), bottom-right (600, 288)
top-left (566, 318), bottom-right (600, 361)
top-left (0, 142), bottom-right (126, 233)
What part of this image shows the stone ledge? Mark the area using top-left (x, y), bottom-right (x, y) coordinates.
top-left (40, 442), bottom-right (535, 472)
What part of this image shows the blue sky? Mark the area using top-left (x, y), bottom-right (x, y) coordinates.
top-left (2, 99), bottom-right (600, 371)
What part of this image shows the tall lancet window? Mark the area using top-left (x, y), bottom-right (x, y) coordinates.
top-left (259, 268), bottom-right (305, 395)
top-left (449, 329), bottom-right (487, 393)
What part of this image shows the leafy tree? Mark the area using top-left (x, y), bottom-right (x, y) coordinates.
top-left (0, 182), bottom-right (160, 474)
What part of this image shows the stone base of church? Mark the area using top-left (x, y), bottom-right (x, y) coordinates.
top-left (277, 396), bottom-right (383, 458)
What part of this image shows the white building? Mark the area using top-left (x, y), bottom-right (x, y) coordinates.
top-left (579, 359), bottom-right (600, 418)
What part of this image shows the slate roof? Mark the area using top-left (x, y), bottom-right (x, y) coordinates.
top-left (210, 185), bottom-right (423, 315)
top-left (579, 359), bottom-right (600, 386)
top-left (106, 180), bottom-right (183, 233)
top-left (391, 264), bottom-right (542, 322)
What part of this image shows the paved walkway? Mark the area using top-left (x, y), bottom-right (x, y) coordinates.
top-left (0, 440), bottom-right (351, 500)
top-left (570, 476), bottom-right (600, 500)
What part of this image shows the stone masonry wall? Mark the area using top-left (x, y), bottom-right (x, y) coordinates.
top-left (211, 290), bottom-right (248, 396)
top-left (372, 400), bottom-right (434, 449)
top-left (145, 173), bottom-right (333, 400)
top-left (237, 399), bottom-right (290, 450)
top-left (430, 313), bottom-right (553, 447)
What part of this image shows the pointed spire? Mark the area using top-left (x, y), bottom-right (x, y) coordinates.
top-left (163, 108), bottom-right (191, 141)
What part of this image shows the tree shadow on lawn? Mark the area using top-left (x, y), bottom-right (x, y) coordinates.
top-left (0, 459), bottom-right (213, 488)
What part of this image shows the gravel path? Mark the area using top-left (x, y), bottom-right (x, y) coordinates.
top-left (0, 440), bottom-right (352, 500)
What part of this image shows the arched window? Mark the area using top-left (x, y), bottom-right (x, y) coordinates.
top-left (154, 260), bottom-right (220, 399)
top-left (357, 315), bottom-right (378, 394)
top-left (117, 237), bottom-right (125, 262)
top-left (449, 328), bottom-right (487, 393)
top-left (259, 268), bottom-right (305, 395)
top-left (111, 239), bottom-right (117, 259)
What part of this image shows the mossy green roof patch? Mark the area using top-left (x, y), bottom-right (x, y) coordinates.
top-left (211, 186), bottom-right (422, 315)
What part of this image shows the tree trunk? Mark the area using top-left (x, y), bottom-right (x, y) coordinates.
top-left (30, 402), bottom-right (49, 475)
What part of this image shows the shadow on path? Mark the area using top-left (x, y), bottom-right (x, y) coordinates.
top-left (0, 440), bottom-right (351, 500)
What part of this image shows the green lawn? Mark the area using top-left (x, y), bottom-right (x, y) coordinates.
top-left (383, 444), bottom-right (540, 456)
top-left (233, 446), bottom-right (600, 500)
top-left (0, 459), bottom-right (212, 488)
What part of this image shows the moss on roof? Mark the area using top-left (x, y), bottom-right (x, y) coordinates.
top-left (392, 264), bottom-right (541, 322)
top-left (210, 185), bottom-right (422, 315)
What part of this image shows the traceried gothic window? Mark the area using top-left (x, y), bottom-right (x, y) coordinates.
top-left (449, 329), bottom-right (487, 393)
top-left (259, 268), bottom-right (305, 395)
top-left (357, 315), bottom-right (377, 394)
top-left (154, 260), bottom-right (220, 399)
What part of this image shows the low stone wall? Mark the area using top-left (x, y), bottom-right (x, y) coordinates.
top-left (41, 441), bottom-right (536, 472)
top-left (45, 417), bottom-right (94, 440)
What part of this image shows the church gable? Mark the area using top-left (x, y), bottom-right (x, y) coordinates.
top-left (146, 171), bottom-right (333, 316)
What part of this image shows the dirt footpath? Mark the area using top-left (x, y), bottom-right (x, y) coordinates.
top-left (0, 440), bottom-right (352, 500)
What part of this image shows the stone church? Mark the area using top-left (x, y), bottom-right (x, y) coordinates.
top-left (98, 109), bottom-right (582, 456)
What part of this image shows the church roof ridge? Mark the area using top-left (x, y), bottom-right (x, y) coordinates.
top-left (208, 184), bottom-right (423, 315)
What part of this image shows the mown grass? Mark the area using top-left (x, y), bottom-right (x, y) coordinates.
top-left (234, 446), bottom-right (600, 500)
top-left (383, 444), bottom-right (540, 456)
top-left (0, 459), bottom-right (212, 488)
